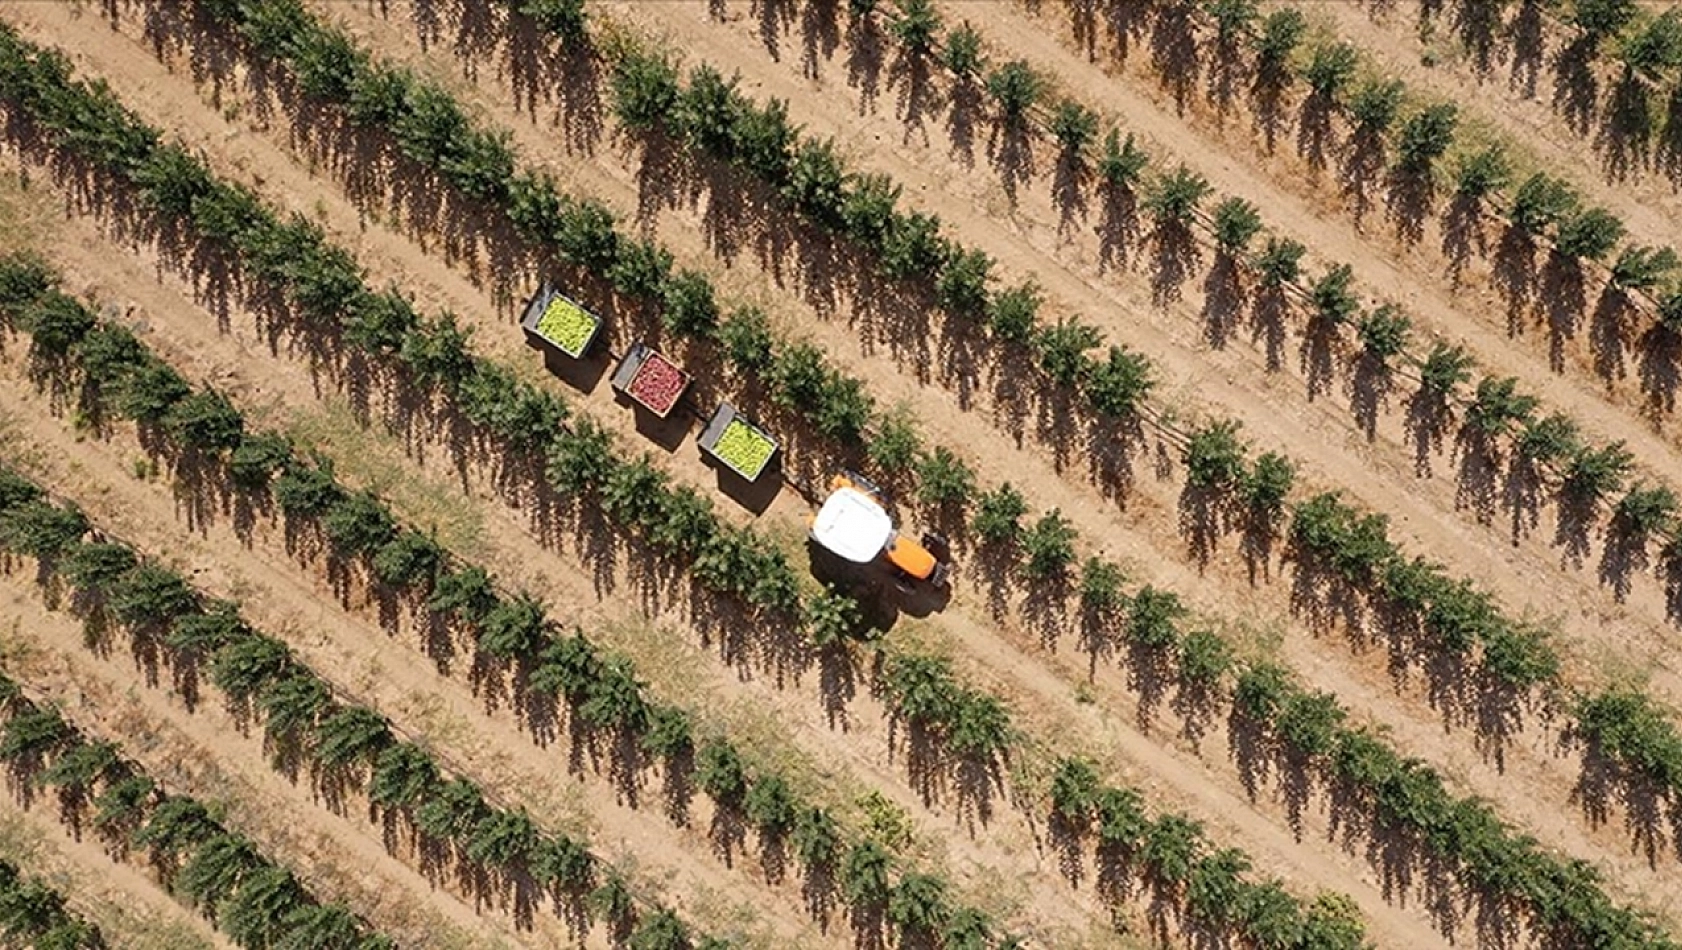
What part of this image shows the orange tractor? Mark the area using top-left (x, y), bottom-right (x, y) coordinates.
top-left (809, 473), bottom-right (951, 588)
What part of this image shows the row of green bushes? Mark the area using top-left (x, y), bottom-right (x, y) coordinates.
top-left (1, 10), bottom-right (1365, 946)
top-left (0, 852), bottom-right (103, 948)
top-left (1223, 656), bottom-right (1678, 950)
top-left (0, 669), bottom-right (386, 949)
top-left (174, 3), bottom-right (1679, 943)
top-left (1048, 757), bottom-right (1366, 948)
top-left (1267, 0), bottom-right (1682, 172)
top-left (1192, 423), bottom-right (1682, 803)
top-left (602, 25), bottom-right (1158, 420)
top-left (1417, 0), bottom-right (1682, 83)
top-left (0, 464), bottom-right (724, 948)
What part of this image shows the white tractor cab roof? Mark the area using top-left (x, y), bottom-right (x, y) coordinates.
top-left (811, 486), bottom-right (895, 563)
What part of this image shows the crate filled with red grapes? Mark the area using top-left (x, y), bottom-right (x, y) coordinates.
top-left (610, 343), bottom-right (691, 418)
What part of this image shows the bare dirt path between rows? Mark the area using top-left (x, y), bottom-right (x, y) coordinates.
top-left (1316, 0), bottom-right (1682, 214)
top-left (0, 782), bottom-right (227, 950)
top-left (26, 3), bottom-right (1682, 941)
top-left (32, 0), bottom-right (1675, 934)
top-left (649, 0), bottom-right (1682, 648)
top-left (0, 573), bottom-right (526, 950)
top-left (957, 0), bottom-right (1682, 440)
top-left (0, 330), bottom-right (837, 947)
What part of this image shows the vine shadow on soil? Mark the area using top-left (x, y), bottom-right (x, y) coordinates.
top-left (1492, 224), bottom-right (1540, 340)
top-left (887, 44), bottom-right (938, 147)
top-left (944, 73), bottom-right (982, 169)
top-left (412, 0), bottom-right (607, 157)
top-left (1452, 426), bottom-right (1504, 529)
top-left (1505, 0), bottom-right (1547, 100)
top-left (1595, 73), bottom-right (1659, 185)
top-left (1096, 177), bottom-right (1143, 275)
top-left (1052, 149), bottom-right (1092, 240)
top-left (1339, 126), bottom-right (1389, 231)
top-left (1638, 324), bottom-right (1682, 423)
top-left (843, 12), bottom-right (887, 116)
top-left (1596, 509), bottom-right (1659, 604)
top-left (1445, 0), bottom-right (1505, 78)
top-left (1199, 247), bottom-right (1245, 350)
top-left (1402, 373), bottom-right (1454, 478)
top-left (1383, 167), bottom-right (1435, 248)
top-left (1661, 88), bottom-right (1682, 189)
top-left (1441, 191), bottom-right (1493, 289)
top-left (1538, 254), bottom-right (1588, 374)
top-left (1549, 37), bottom-right (1600, 137)
top-left (1147, 1), bottom-right (1200, 116)
top-left (1347, 351), bottom-right (1394, 442)
top-left (1296, 90), bottom-right (1338, 175)
top-left (793, 0), bottom-right (843, 83)
top-left (987, 114), bottom-right (1038, 210)
top-left (1570, 734), bottom-right (1677, 869)
top-left (749, 0), bottom-right (799, 65)
top-left (1148, 217), bottom-right (1201, 307)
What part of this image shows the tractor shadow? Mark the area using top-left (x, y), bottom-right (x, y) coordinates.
top-left (805, 539), bottom-right (950, 631)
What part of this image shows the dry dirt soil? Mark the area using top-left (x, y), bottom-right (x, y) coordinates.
top-left (2, 0), bottom-right (1680, 947)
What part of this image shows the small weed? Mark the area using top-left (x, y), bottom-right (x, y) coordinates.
top-left (286, 400), bottom-right (485, 558)
top-left (856, 790), bottom-right (914, 851)
top-left (1417, 17), bottom-right (1436, 47)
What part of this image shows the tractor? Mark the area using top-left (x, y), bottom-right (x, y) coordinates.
top-left (809, 472), bottom-right (951, 590)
